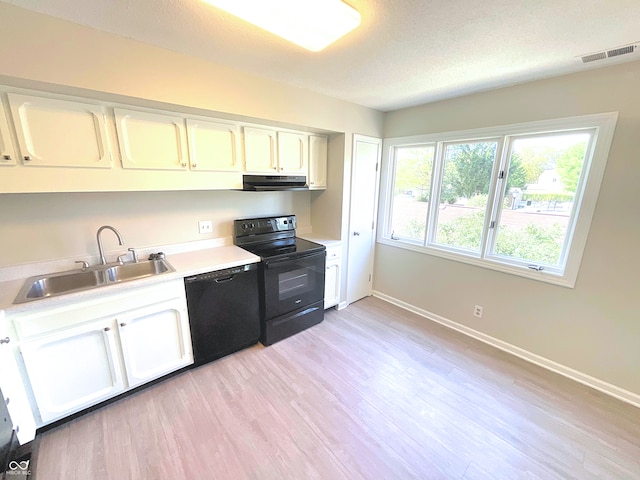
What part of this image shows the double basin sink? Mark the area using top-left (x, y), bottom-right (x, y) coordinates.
top-left (13, 259), bottom-right (175, 304)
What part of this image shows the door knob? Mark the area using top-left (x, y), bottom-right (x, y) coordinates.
top-left (0, 337), bottom-right (10, 344)
top-left (353, 232), bottom-right (361, 236)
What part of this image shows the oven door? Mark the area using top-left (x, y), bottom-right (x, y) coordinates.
top-left (262, 250), bottom-right (325, 320)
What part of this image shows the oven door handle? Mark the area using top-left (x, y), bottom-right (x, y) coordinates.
top-left (263, 250), bottom-right (325, 268)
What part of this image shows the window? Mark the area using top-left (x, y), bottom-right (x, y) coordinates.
top-left (433, 140), bottom-right (499, 253)
top-left (380, 113), bottom-right (618, 287)
top-left (389, 145), bottom-right (434, 242)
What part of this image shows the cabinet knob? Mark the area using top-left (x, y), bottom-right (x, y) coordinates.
top-left (181, 162), bottom-right (187, 167)
top-left (2, 154), bottom-right (10, 161)
top-left (191, 163), bottom-right (197, 168)
top-left (120, 322), bottom-right (127, 327)
top-left (104, 327), bottom-right (111, 332)
top-left (353, 231), bottom-right (361, 236)
top-left (0, 337), bottom-right (10, 345)
top-left (23, 156), bottom-right (31, 162)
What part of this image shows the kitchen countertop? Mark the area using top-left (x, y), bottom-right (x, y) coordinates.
top-left (299, 235), bottom-right (342, 248)
top-left (0, 245), bottom-right (260, 315)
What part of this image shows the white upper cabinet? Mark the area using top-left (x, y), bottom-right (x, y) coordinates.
top-left (7, 93), bottom-right (112, 168)
top-left (186, 118), bottom-right (240, 172)
top-left (243, 126), bottom-right (277, 172)
top-left (0, 85), bottom-right (331, 192)
top-left (244, 127), bottom-right (309, 175)
top-left (0, 98), bottom-right (17, 166)
top-left (277, 131), bottom-right (308, 175)
top-left (309, 134), bottom-right (328, 189)
top-left (117, 299), bottom-right (192, 389)
top-left (114, 108), bottom-right (188, 170)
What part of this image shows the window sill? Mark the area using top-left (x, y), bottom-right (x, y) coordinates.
top-left (377, 236), bottom-right (575, 288)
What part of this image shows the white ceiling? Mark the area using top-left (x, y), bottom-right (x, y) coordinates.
top-left (3, 0), bottom-right (640, 111)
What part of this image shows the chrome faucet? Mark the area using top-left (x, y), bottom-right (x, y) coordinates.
top-left (96, 225), bottom-right (124, 265)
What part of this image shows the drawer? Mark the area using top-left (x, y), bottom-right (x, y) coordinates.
top-left (326, 244), bottom-right (342, 260)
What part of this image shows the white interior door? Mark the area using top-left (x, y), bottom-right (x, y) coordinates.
top-left (346, 134), bottom-right (382, 305)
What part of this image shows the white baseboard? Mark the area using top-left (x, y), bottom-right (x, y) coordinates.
top-left (372, 290), bottom-right (640, 409)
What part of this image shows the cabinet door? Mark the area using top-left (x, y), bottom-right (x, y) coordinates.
top-left (277, 131), bottom-right (307, 174)
top-left (0, 339), bottom-right (36, 443)
top-left (309, 135), bottom-right (328, 189)
top-left (117, 299), bottom-right (193, 388)
top-left (325, 260), bottom-right (341, 309)
top-left (243, 126), bottom-right (276, 172)
top-left (7, 93), bottom-right (111, 168)
top-left (186, 119), bottom-right (240, 172)
top-left (0, 99), bottom-right (17, 166)
top-left (20, 319), bottom-right (125, 424)
top-left (114, 108), bottom-right (188, 170)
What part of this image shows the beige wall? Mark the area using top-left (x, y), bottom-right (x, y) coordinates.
top-left (0, 190), bottom-right (311, 266)
top-left (377, 61), bottom-right (640, 397)
top-left (0, 4), bottom-right (382, 267)
top-left (0, 4), bottom-right (382, 135)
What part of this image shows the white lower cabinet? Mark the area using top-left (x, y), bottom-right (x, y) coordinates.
top-left (324, 244), bottom-right (342, 309)
top-left (117, 300), bottom-right (192, 388)
top-left (20, 317), bottom-right (126, 424)
top-left (11, 280), bottom-right (193, 426)
top-left (0, 337), bottom-right (37, 444)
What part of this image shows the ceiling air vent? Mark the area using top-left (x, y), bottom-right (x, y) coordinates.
top-left (580, 43), bottom-right (637, 63)
top-left (607, 45), bottom-right (635, 57)
top-left (582, 52), bottom-right (607, 63)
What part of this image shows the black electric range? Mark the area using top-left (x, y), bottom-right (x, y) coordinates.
top-left (234, 215), bottom-right (326, 345)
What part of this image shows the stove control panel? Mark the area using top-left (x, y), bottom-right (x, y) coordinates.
top-left (234, 215), bottom-right (296, 239)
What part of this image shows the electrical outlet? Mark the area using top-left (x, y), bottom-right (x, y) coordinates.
top-left (473, 305), bottom-right (483, 318)
top-left (198, 220), bottom-right (212, 234)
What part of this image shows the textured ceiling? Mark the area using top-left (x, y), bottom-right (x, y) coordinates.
top-left (2, 0), bottom-right (640, 111)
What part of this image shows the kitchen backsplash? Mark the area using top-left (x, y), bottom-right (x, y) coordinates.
top-left (0, 190), bottom-right (311, 268)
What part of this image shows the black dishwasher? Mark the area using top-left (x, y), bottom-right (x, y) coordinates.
top-left (184, 263), bottom-right (260, 367)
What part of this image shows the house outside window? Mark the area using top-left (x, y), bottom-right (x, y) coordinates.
top-left (379, 113), bottom-right (618, 287)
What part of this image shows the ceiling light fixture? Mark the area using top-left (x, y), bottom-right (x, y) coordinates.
top-left (202, 0), bottom-right (361, 52)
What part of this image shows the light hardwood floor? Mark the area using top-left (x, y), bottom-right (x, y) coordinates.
top-left (33, 297), bottom-right (640, 479)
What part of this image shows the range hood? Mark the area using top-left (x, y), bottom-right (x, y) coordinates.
top-left (242, 175), bottom-right (309, 191)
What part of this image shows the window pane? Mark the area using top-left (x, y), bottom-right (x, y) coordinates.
top-left (390, 145), bottom-right (434, 241)
top-left (433, 141), bottom-right (498, 252)
top-left (493, 132), bottom-right (591, 266)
